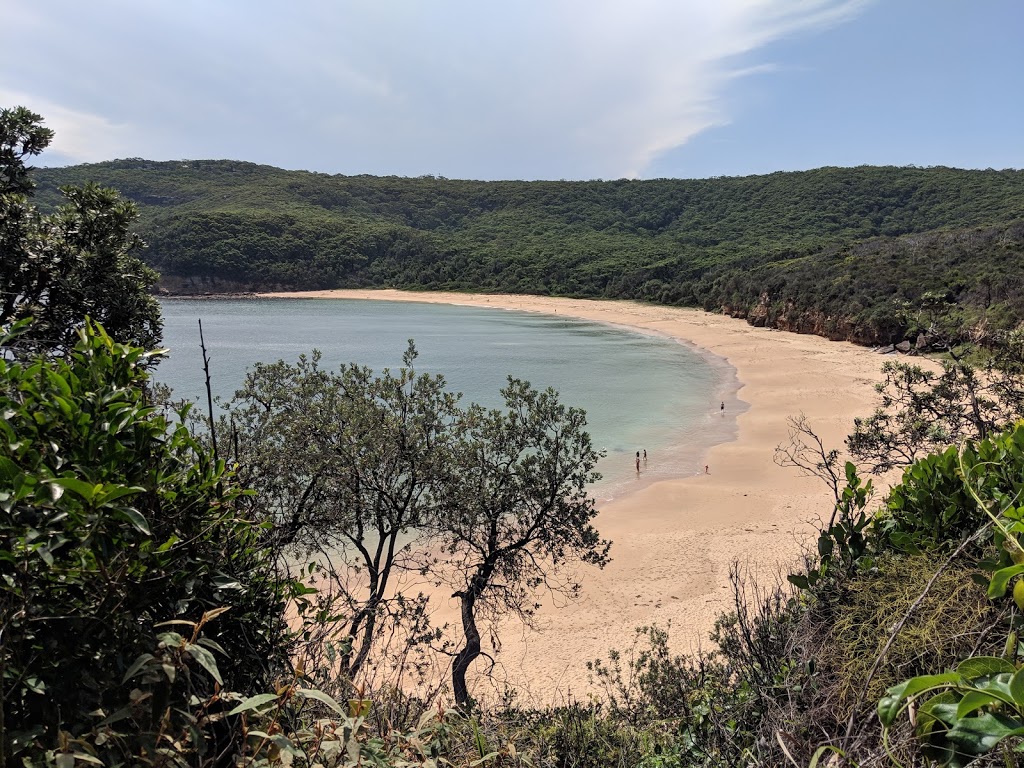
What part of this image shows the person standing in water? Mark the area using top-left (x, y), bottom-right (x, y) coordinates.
top-left (636, 451), bottom-right (641, 473)
top-left (720, 401), bottom-right (725, 413)
top-left (643, 449), bottom-right (647, 462)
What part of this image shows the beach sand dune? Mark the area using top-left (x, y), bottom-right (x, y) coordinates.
top-left (264, 289), bottom-right (891, 703)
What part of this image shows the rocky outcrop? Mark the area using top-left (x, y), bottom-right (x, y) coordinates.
top-left (724, 293), bottom-right (905, 347)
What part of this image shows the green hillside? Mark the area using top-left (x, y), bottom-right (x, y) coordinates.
top-left (35, 160), bottom-right (1024, 344)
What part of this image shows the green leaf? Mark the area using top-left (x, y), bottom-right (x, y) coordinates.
top-left (917, 691), bottom-right (959, 733)
top-left (186, 643), bottom-right (223, 685)
top-left (787, 573), bottom-right (810, 590)
top-left (888, 531), bottom-right (923, 555)
top-left (988, 564), bottom-right (1024, 598)
top-left (71, 753), bottom-right (104, 765)
top-left (122, 653), bottom-right (156, 683)
top-left (0, 457), bottom-right (20, 484)
top-left (197, 637), bottom-right (227, 656)
top-left (227, 693), bottom-right (280, 715)
top-left (269, 733), bottom-right (301, 755)
top-left (817, 532), bottom-right (833, 558)
top-left (116, 507), bottom-right (151, 535)
top-left (957, 690), bottom-right (1003, 719)
top-left (97, 485), bottom-right (145, 504)
top-left (958, 657), bottom-right (1017, 679)
top-left (946, 713), bottom-right (1024, 756)
top-left (44, 368), bottom-right (72, 399)
top-left (47, 477), bottom-right (97, 502)
top-left (294, 687), bottom-right (345, 716)
top-left (879, 673), bottom-right (962, 727)
top-left (1009, 668), bottom-right (1024, 707)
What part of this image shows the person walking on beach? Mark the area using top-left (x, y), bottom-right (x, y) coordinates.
top-left (636, 451), bottom-right (641, 473)
top-left (720, 401), bottom-right (725, 413)
top-left (705, 464), bottom-right (709, 474)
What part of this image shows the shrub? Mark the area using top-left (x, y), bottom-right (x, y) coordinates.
top-left (0, 321), bottom-right (290, 761)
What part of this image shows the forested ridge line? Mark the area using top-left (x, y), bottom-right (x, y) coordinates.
top-left (35, 160), bottom-right (1024, 345)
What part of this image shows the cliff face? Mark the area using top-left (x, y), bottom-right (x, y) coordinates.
top-left (725, 294), bottom-right (893, 346)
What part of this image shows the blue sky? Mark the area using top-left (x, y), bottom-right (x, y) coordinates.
top-left (5, 1), bottom-right (1022, 180)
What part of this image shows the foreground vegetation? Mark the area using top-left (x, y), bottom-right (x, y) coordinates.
top-left (34, 159), bottom-right (1024, 347)
top-left (7, 106), bottom-right (1024, 766)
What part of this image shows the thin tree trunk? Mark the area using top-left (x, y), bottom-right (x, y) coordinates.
top-left (452, 587), bottom-right (480, 708)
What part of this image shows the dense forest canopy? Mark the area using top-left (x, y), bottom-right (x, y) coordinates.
top-left (35, 160), bottom-right (1024, 344)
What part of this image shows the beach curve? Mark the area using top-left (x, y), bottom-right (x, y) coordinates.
top-left (261, 289), bottom-right (889, 703)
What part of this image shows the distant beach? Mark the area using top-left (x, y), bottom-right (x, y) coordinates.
top-left (263, 289), bottom-right (889, 703)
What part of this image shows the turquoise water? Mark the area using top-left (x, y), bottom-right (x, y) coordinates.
top-left (156, 297), bottom-right (743, 501)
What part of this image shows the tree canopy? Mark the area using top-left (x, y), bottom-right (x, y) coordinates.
top-left (0, 108), bottom-right (161, 354)
top-left (33, 158), bottom-right (1024, 346)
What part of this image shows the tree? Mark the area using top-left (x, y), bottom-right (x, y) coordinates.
top-left (222, 342), bottom-right (460, 684)
top-left (0, 321), bottom-right (289, 760)
top-left (435, 378), bottom-right (611, 707)
top-left (225, 353), bottom-right (612, 705)
top-left (0, 106), bottom-right (161, 354)
top-left (848, 328), bottom-right (1024, 473)
top-left (774, 413), bottom-right (845, 505)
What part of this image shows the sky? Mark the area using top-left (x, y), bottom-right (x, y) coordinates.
top-left (4, 1), bottom-right (1022, 181)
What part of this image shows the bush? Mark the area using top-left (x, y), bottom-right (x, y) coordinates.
top-left (0, 321), bottom-right (290, 762)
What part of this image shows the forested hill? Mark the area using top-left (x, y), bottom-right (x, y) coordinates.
top-left (35, 160), bottom-right (1024, 345)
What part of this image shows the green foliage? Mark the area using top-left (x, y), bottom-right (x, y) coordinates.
top-left (787, 462), bottom-right (873, 592)
top-left (873, 420), bottom-right (1024, 561)
top-left (440, 378), bottom-right (609, 706)
top-left (819, 555), bottom-right (990, 713)
top-left (878, 659), bottom-right (1024, 766)
top-left (222, 341), bottom-right (459, 686)
top-left (0, 321), bottom-right (289, 760)
top-left (771, 415), bottom-right (1024, 764)
top-left (867, 423), bottom-right (1024, 765)
top-left (879, 447), bottom-right (981, 553)
top-left (34, 159), bottom-right (1024, 345)
top-left (0, 107), bottom-right (162, 353)
top-left (586, 565), bottom-right (810, 767)
top-left (850, 333), bottom-right (1024, 474)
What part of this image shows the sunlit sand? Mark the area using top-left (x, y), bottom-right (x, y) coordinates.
top-left (264, 289), bottom-right (890, 703)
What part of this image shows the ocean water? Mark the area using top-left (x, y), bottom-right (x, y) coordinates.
top-left (156, 297), bottom-right (743, 501)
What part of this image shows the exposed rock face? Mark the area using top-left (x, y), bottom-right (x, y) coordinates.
top-left (724, 294), bottom-right (905, 347)
top-left (157, 274), bottom-right (297, 295)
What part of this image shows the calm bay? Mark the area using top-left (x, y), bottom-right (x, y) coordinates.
top-left (156, 297), bottom-right (741, 501)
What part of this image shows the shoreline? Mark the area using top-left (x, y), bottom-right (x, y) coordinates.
top-left (256, 289), bottom-right (889, 703)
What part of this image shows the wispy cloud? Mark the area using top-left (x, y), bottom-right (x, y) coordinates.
top-left (0, 88), bottom-right (140, 165)
top-left (4, 0), bottom-right (871, 178)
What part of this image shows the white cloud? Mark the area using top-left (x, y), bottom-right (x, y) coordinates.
top-left (0, 89), bottom-right (141, 165)
top-left (3, 0), bottom-right (873, 178)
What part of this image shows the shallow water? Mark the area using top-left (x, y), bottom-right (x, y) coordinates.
top-left (156, 297), bottom-right (743, 501)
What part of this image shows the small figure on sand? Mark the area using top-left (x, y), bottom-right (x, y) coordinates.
top-left (704, 464), bottom-right (709, 474)
top-left (643, 449), bottom-right (647, 462)
top-left (720, 401), bottom-right (725, 413)
top-left (635, 452), bottom-right (641, 473)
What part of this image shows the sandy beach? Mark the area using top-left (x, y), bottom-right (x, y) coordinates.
top-left (262, 289), bottom-right (891, 703)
